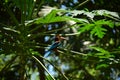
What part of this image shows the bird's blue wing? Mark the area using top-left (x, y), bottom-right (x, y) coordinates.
top-left (48, 42), bottom-right (61, 51)
top-left (44, 42), bottom-right (61, 58)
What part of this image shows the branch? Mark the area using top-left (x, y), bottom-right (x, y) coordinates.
top-left (41, 32), bottom-right (81, 36)
top-left (29, 23), bottom-right (77, 40)
top-left (0, 55), bottom-right (18, 74)
top-left (74, 0), bottom-right (90, 9)
top-left (39, 56), bottom-right (69, 80)
top-left (32, 56), bottom-right (55, 80)
top-left (58, 48), bottom-right (87, 56)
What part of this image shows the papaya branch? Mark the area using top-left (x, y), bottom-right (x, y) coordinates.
top-left (37, 55), bottom-right (69, 80)
top-left (58, 48), bottom-right (87, 56)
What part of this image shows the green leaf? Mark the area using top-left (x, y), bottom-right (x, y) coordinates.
top-left (79, 24), bottom-right (94, 33)
top-left (91, 25), bottom-right (107, 38)
top-left (79, 19), bottom-right (114, 38)
top-left (90, 20), bottom-right (114, 38)
top-left (96, 64), bottom-right (109, 69)
top-left (35, 16), bottom-right (69, 24)
top-left (94, 20), bottom-right (114, 28)
top-left (35, 9), bottom-right (89, 24)
top-left (35, 10), bottom-right (70, 24)
top-left (43, 10), bottom-right (57, 22)
top-left (66, 17), bottom-right (89, 23)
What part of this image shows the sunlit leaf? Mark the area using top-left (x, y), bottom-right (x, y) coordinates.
top-left (38, 6), bottom-right (56, 17)
top-left (84, 12), bottom-right (95, 19)
top-left (79, 24), bottom-right (94, 33)
top-left (35, 10), bottom-right (70, 24)
top-left (91, 25), bottom-right (107, 38)
top-left (94, 19), bottom-right (114, 28)
top-left (93, 10), bottom-right (120, 19)
top-left (69, 10), bottom-right (85, 17)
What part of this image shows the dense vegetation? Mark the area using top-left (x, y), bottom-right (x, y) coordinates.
top-left (0, 0), bottom-right (120, 80)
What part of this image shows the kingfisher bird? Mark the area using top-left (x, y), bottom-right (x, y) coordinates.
top-left (44, 34), bottom-right (67, 57)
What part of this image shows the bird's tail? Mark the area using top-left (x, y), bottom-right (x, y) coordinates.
top-left (44, 49), bottom-right (59, 58)
top-left (44, 50), bottom-right (51, 58)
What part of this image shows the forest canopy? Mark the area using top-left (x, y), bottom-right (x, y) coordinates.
top-left (0, 0), bottom-right (120, 80)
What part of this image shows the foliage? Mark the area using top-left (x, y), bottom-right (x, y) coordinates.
top-left (0, 0), bottom-right (120, 80)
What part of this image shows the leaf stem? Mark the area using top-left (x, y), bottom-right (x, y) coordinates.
top-left (39, 55), bottom-right (69, 80)
top-left (32, 56), bottom-right (56, 80)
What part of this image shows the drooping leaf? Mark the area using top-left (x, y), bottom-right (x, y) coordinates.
top-left (35, 16), bottom-right (69, 24)
top-left (35, 10), bottom-right (66, 24)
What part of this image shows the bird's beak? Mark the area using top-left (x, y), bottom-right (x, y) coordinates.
top-left (61, 37), bottom-right (68, 40)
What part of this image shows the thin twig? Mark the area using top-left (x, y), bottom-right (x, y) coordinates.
top-left (58, 48), bottom-right (87, 56)
top-left (44, 25), bottom-right (74, 34)
top-left (74, 0), bottom-right (90, 9)
top-left (30, 23), bottom-right (76, 39)
top-left (40, 32), bottom-right (81, 36)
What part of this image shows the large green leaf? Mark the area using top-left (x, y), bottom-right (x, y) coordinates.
top-left (91, 20), bottom-right (114, 38)
top-left (91, 25), bottom-right (107, 38)
top-left (79, 24), bottom-right (94, 33)
top-left (35, 10), bottom-right (71, 24)
top-left (79, 19), bottom-right (114, 38)
top-left (94, 19), bottom-right (114, 28)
